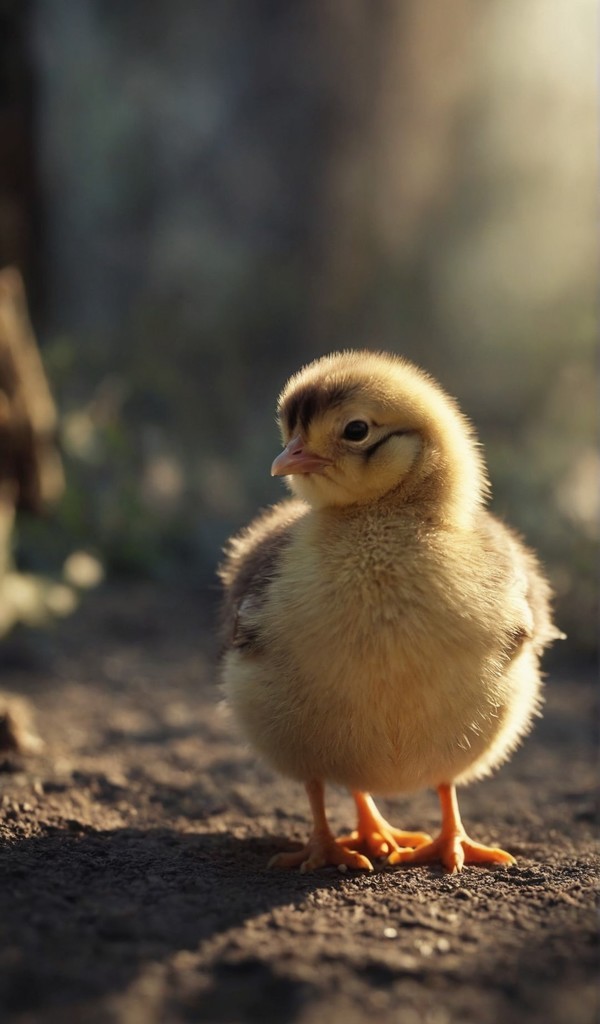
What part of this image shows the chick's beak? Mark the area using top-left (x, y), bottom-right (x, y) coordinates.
top-left (271, 435), bottom-right (332, 477)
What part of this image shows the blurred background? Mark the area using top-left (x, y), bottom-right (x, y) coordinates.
top-left (0, 0), bottom-right (596, 658)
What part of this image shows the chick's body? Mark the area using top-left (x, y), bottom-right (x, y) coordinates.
top-left (225, 504), bottom-right (542, 794)
top-left (220, 351), bottom-right (559, 873)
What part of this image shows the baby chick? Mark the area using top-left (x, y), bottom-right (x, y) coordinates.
top-left (219, 351), bottom-right (560, 873)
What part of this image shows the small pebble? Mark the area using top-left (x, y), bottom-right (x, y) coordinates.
top-left (383, 927), bottom-right (398, 939)
top-left (436, 938), bottom-right (451, 953)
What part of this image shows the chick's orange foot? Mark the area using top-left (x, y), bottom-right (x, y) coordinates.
top-left (388, 833), bottom-right (515, 874)
top-left (388, 784), bottom-right (516, 874)
top-left (338, 792), bottom-right (432, 859)
top-left (269, 834), bottom-right (373, 874)
top-left (268, 780), bottom-right (373, 873)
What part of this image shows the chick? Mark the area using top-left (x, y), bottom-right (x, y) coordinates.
top-left (219, 351), bottom-right (561, 873)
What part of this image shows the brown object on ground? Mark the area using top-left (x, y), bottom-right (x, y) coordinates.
top-left (0, 693), bottom-right (43, 754)
top-left (0, 585), bottom-right (597, 1023)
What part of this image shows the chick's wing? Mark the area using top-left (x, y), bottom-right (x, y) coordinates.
top-left (218, 499), bottom-right (307, 653)
top-left (476, 511), bottom-right (562, 662)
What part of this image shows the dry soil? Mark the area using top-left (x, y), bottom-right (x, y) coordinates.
top-left (0, 585), bottom-right (597, 1024)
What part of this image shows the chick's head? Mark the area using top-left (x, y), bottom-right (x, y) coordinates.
top-left (272, 351), bottom-right (487, 519)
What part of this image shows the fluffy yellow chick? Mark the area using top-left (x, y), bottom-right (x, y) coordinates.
top-left (219, 351), bottom-right (560, 873)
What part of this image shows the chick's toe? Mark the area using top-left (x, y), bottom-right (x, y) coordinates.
top-left (269, 837), bottom-right (373, 874)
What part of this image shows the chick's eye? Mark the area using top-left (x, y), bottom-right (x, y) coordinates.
top-left (342, 419), bottom-right (369, 442)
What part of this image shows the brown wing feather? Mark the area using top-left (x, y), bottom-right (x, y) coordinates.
top-left (218, 499), bottom-right (307, 653)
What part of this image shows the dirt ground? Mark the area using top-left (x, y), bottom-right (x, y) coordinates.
top-left (0, 584), bottom-right (597, 1024)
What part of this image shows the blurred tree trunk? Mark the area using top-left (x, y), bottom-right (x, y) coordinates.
top-left (0, 268), bottom-right (65, 638)
top-left (0, 0), bottom-right (41, 310)
top-left (0, 267), bottom-right (63, 515)
top-left (0, 268), bottom-right (64, 634)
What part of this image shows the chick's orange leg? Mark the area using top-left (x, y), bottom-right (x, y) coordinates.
top-left (389, 784), bottom-right (516, 874)
top-left (269, 780), bottom-right (373, 874)
top-left (338, 792), bottom-right (432, 859)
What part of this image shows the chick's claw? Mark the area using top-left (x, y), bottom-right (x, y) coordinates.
top-left (268, 836), bottom-right (373, 874)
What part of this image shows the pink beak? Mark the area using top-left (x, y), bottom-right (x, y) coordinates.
top-left (271, 435), bottom-right (333, 477)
